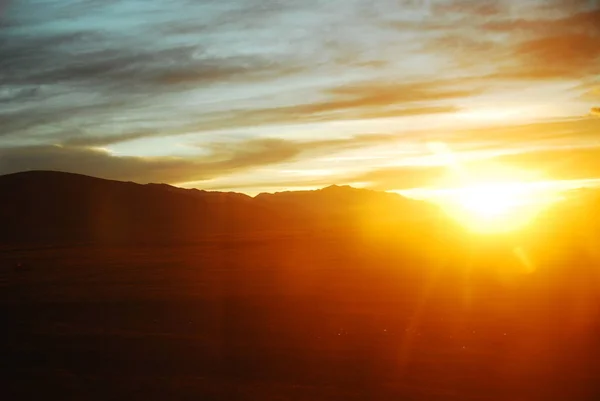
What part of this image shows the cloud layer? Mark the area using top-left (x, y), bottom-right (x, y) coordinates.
top-left (1, 0), bottom-right (598, 192)
top-left (0, 134), bottom-right (405, 184)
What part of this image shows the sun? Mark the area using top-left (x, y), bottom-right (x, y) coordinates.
top-left (420, 142), bottom-right (562, 233)
top-left (457, 185), bottom-right (521, 219)
top-left (447, 183), bottom-right (535, 232)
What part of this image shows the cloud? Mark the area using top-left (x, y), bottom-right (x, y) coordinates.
top-left (432, 0), bottom-right (506, 17)
top-left (325, 80), bottom-right (476, 107)
top-left (202, 176), bottom-right (341, 192)
top-left (0, 34), bottom-right (289, 102)
top-left (591, 107), bottom-right (600, 116)
top-left (492, 8), bottom-right (599, 80)
top-left (487, 6), bottom-right (599, 32)
top-left (342, 145), bottom-right (600, 191)
top-left (133, 79), bottom-right (468, 137)
top-left (210, 80), bottom-right (474, 129)
top-left (9, 129), bottom-right (599, 193)
top-left (434, 116), bottom-right (600, 151)
top-left (491, 146), bottom-right (600, 182)
top-left (36, 80), bottom-right (467, 147)
top-left (6, 113), bottom-right (599, 192)
top-left (0, 99), bottom-right (132, 139)
top-left (424, 5), bottom-right (600, 83)
top-left (61, 132), bottom-right (160, 147)
top-left (497, 32), bottom-right (600, 80)
top-left (0, 76), bottom-right (466, 149)
top-left (349, 166), bottom-right (449, 191)
top-left (0, 1), bottom-right (296, 90)
top-left (2, 0), bottom-right (492, 149)
top-left (0, 0), bottom-right (475, 146)
top-left (195, 134), bottom-right (405, 162)
top-left (0, 0), bottom-right (309, 146)
top-left (223, 103), bottom-right (460, 129)
top-left (481, 7), bottom-right (599, 33)
top-left (0, 146), bottom-right (201, 184)
top-left (0, 141), bottom-right (302, 185)
top-left (580, 86), bottom-right (600, 101)
top-left (0, 139), bottom-right (307, 184)
top-left (352, 105), bottom-right (460, 120)
top-left (2, 0), bottom-right (596, 186)
top-left (200, 163), bottom-right (451, 193)
top-left (0, 134), bottom-right (405, 184)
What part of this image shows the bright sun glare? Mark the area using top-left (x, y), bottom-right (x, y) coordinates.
top-left (446, 183), bottom-right (540, 232)
top-left (425, 142), bottom-right (555, 233)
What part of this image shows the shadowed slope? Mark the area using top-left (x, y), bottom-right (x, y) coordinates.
top-left (0, 171), bottom-right (444, 245)
top-left (0, 171), bottom-right (275, 244)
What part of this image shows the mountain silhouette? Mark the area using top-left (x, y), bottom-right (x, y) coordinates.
top-left (3, 172), bottom-right (600, 401)
top-left (0, 171), bottom-right (283, 244)
top-left (256, 184), bottom-right (440, 223)
top-left (0, 170), bottom-right (444, 245)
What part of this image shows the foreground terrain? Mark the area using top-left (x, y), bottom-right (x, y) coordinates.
top-left (2, 231), bottom-right (600, 400)
top-left (2, 171), bottom-right (600, 400)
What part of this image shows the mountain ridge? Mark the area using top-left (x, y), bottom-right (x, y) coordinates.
top-left (0, 170), bottom-right (447, 245)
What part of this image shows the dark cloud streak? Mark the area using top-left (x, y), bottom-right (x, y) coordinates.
top-left (1, 78), bottom-right (467, 146)
top-left (0, 133), bottom-right (406, 184)
top-left (424, 4), bottom-right (600, 83)
top-left (210, 80), bottom-right (473, 129)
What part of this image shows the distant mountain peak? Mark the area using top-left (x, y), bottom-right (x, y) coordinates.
top-left (255, 184), bottom-right (359, 199)
top-left (322, 184), bottom-right (355, 191)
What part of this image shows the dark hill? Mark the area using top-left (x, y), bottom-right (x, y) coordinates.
top-left (256, 184), bottom-right (440, 223)
top-left (0, 170), bottom-right (447, 245)
top-left (0, 171), bottom-right (277, 244)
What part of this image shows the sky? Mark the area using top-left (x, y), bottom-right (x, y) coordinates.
top-left (0, 0), bottom-right (599, 196)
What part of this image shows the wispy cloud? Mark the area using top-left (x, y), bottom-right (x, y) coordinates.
top-left (434, 117), bottom-right (600, 151)
top-left (424, 4), bottom-right (599, 83)
top-left (492, 146), bottom-right (600, 182)
top-left (1, 0), bottom-right (598, 191)
top-left (340, 145), bottom-right (600, 191)
top-left (0, 134), bottom-right (406, 184)
top-left (349, 166), bottom-right (449, 191)
top-left (217, 80), bottom-right (473, 128)
top-left (2, 76), bottom-right (470, 147)
top-left (0, 143), bottom-right (298, 185)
